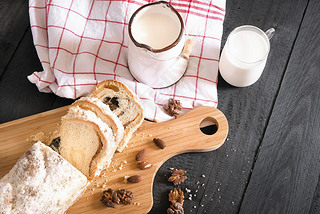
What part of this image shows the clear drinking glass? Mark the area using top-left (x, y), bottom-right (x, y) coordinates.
top-left (219, 25), bottom-right (275, 87)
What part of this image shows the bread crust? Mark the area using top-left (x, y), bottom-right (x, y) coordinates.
top-left (61, 106), bottom-right (117, 180)
top-left (91, 80), bottom-right (144, 152)
top-left (0, 81), bottom-right (144, 213)
top-left (72, 97), bottom-right (124, 144)
top-left (0, 142), bottom-right (88, 214)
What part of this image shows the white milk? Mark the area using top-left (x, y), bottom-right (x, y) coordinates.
top-left (132, 13), bottom-right (180, 49)
top-left (219, 26), bottom-right (270, 87)
top-left (128, 1), bottom-right (185, 88)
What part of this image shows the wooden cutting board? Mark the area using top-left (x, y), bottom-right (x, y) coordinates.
top-left (0, 106), bottom-right (228, 213)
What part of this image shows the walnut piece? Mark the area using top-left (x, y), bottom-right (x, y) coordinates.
top-left (103, 97), bottom-right (119, 111)
top-left (138, 161), bottom-right (152, 170)
top-left (101, 188), bottom-right (120, 208)
top-left (163, 98), bottom-right (182, 116)
top-left (168, 188), bottom-right (184, 205)
top-left (117, 189), bottom-right (134, 205)
top-left (101, 188), bottom-right (135, 208)
top-left (167, 202), bottom-right (184, 214)
top-left (49, 137), bottom-right (61, 154)
top-left (168, 169), bottom-right (187, 185)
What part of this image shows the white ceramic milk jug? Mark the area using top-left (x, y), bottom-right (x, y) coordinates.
top-left (128, 1), bottom-right (188, 88)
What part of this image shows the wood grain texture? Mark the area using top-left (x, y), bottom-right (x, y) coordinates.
top-left (0, 106), bottom-right (228, 213)
top-left (240, 0), bottom-right (320, 213)
top-left (150, 0), bottom-right (308, 213)
top-left (0, 0), bottom-right (29, 77)
top-left (0, 28), bottom-right (60, 123)
top-left (0, 22), bottom-right (73, 124)
top-left (310, 177), bottom-right (320, 214)
top-left (1, 0), bottom-right (319, 213)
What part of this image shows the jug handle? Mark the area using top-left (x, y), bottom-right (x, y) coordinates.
top-left (265, 28), bottom-right (275, 40)
top-left (180, 39), bottom-right (194, 60)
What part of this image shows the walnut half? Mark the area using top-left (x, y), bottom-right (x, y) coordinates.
top-left (101, 189), bottom-right (120, 208)
top-left (163, 98), bottom-right (182, 116)
top-left (168, 188), bottom-right (184, 205)
top-left (117, 189), bottom-right (134, 205)
top-left (168, 169), bottom-right (187, 185)
top-left (167, 202), bottom-right (184, 214)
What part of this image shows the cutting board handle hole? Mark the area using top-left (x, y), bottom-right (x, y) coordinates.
top-left (200, 117), bottom-right (218, 135)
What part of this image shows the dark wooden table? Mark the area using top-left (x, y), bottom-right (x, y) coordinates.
top-left (1, 0), bottom-right (320, 213)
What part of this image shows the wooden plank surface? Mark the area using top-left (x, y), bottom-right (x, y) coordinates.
top-left (0, 0), bottom-right (319, 213)
top-left (239, 0), bottom-right (320, 213)
top-left (0, 106), bottom-right (228, 213)
top-left (0, 0), bottom-right (29, 77)
top-left (149, 0), bottom-right (309, 213)
top-left (0, 28), bottom-right (72, 123)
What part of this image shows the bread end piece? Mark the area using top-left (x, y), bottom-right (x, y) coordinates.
top-left (0, 142), bottom-right (88, 213)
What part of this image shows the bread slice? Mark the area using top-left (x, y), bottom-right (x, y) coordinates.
top-left (0, 142), bottom-right (88, 213)
top-left (49, 106), bottom-right (117, 180)
top-left (90, 80), bottom-right (144, 152)
top-left (71, 97), bottom-right (124, 144)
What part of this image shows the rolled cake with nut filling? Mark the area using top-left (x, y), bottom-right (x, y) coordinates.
top-left (71, 96), bottom-right (125, 144)
top-left (51, 106), bottom-right (118, 180)
top-left (91, 80), bottom-right (144, 152)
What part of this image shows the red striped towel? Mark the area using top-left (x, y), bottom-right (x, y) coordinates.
top-left (28, 0), bottom-right (225, 122)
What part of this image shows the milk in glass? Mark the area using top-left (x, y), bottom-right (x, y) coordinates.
top-left (219, 26), bottom-right (270, 87)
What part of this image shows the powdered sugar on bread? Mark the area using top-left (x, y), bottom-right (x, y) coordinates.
top-left (0, 142), bottom-right (88, 214)
top-left (0, 80), bottom-right (144, 213)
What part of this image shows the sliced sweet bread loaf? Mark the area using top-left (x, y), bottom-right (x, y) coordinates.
top-left (71, 97), bottom-right (124, 145)
top-left (90, 80), bottom-right (144, 152)
top-left (0, 142), bottom-right (88, 213)
top-left (49, 106), bottom-right (117, 180)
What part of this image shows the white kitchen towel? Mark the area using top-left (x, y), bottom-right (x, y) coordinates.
top-left (28, 0), bottom-right (225, 122)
